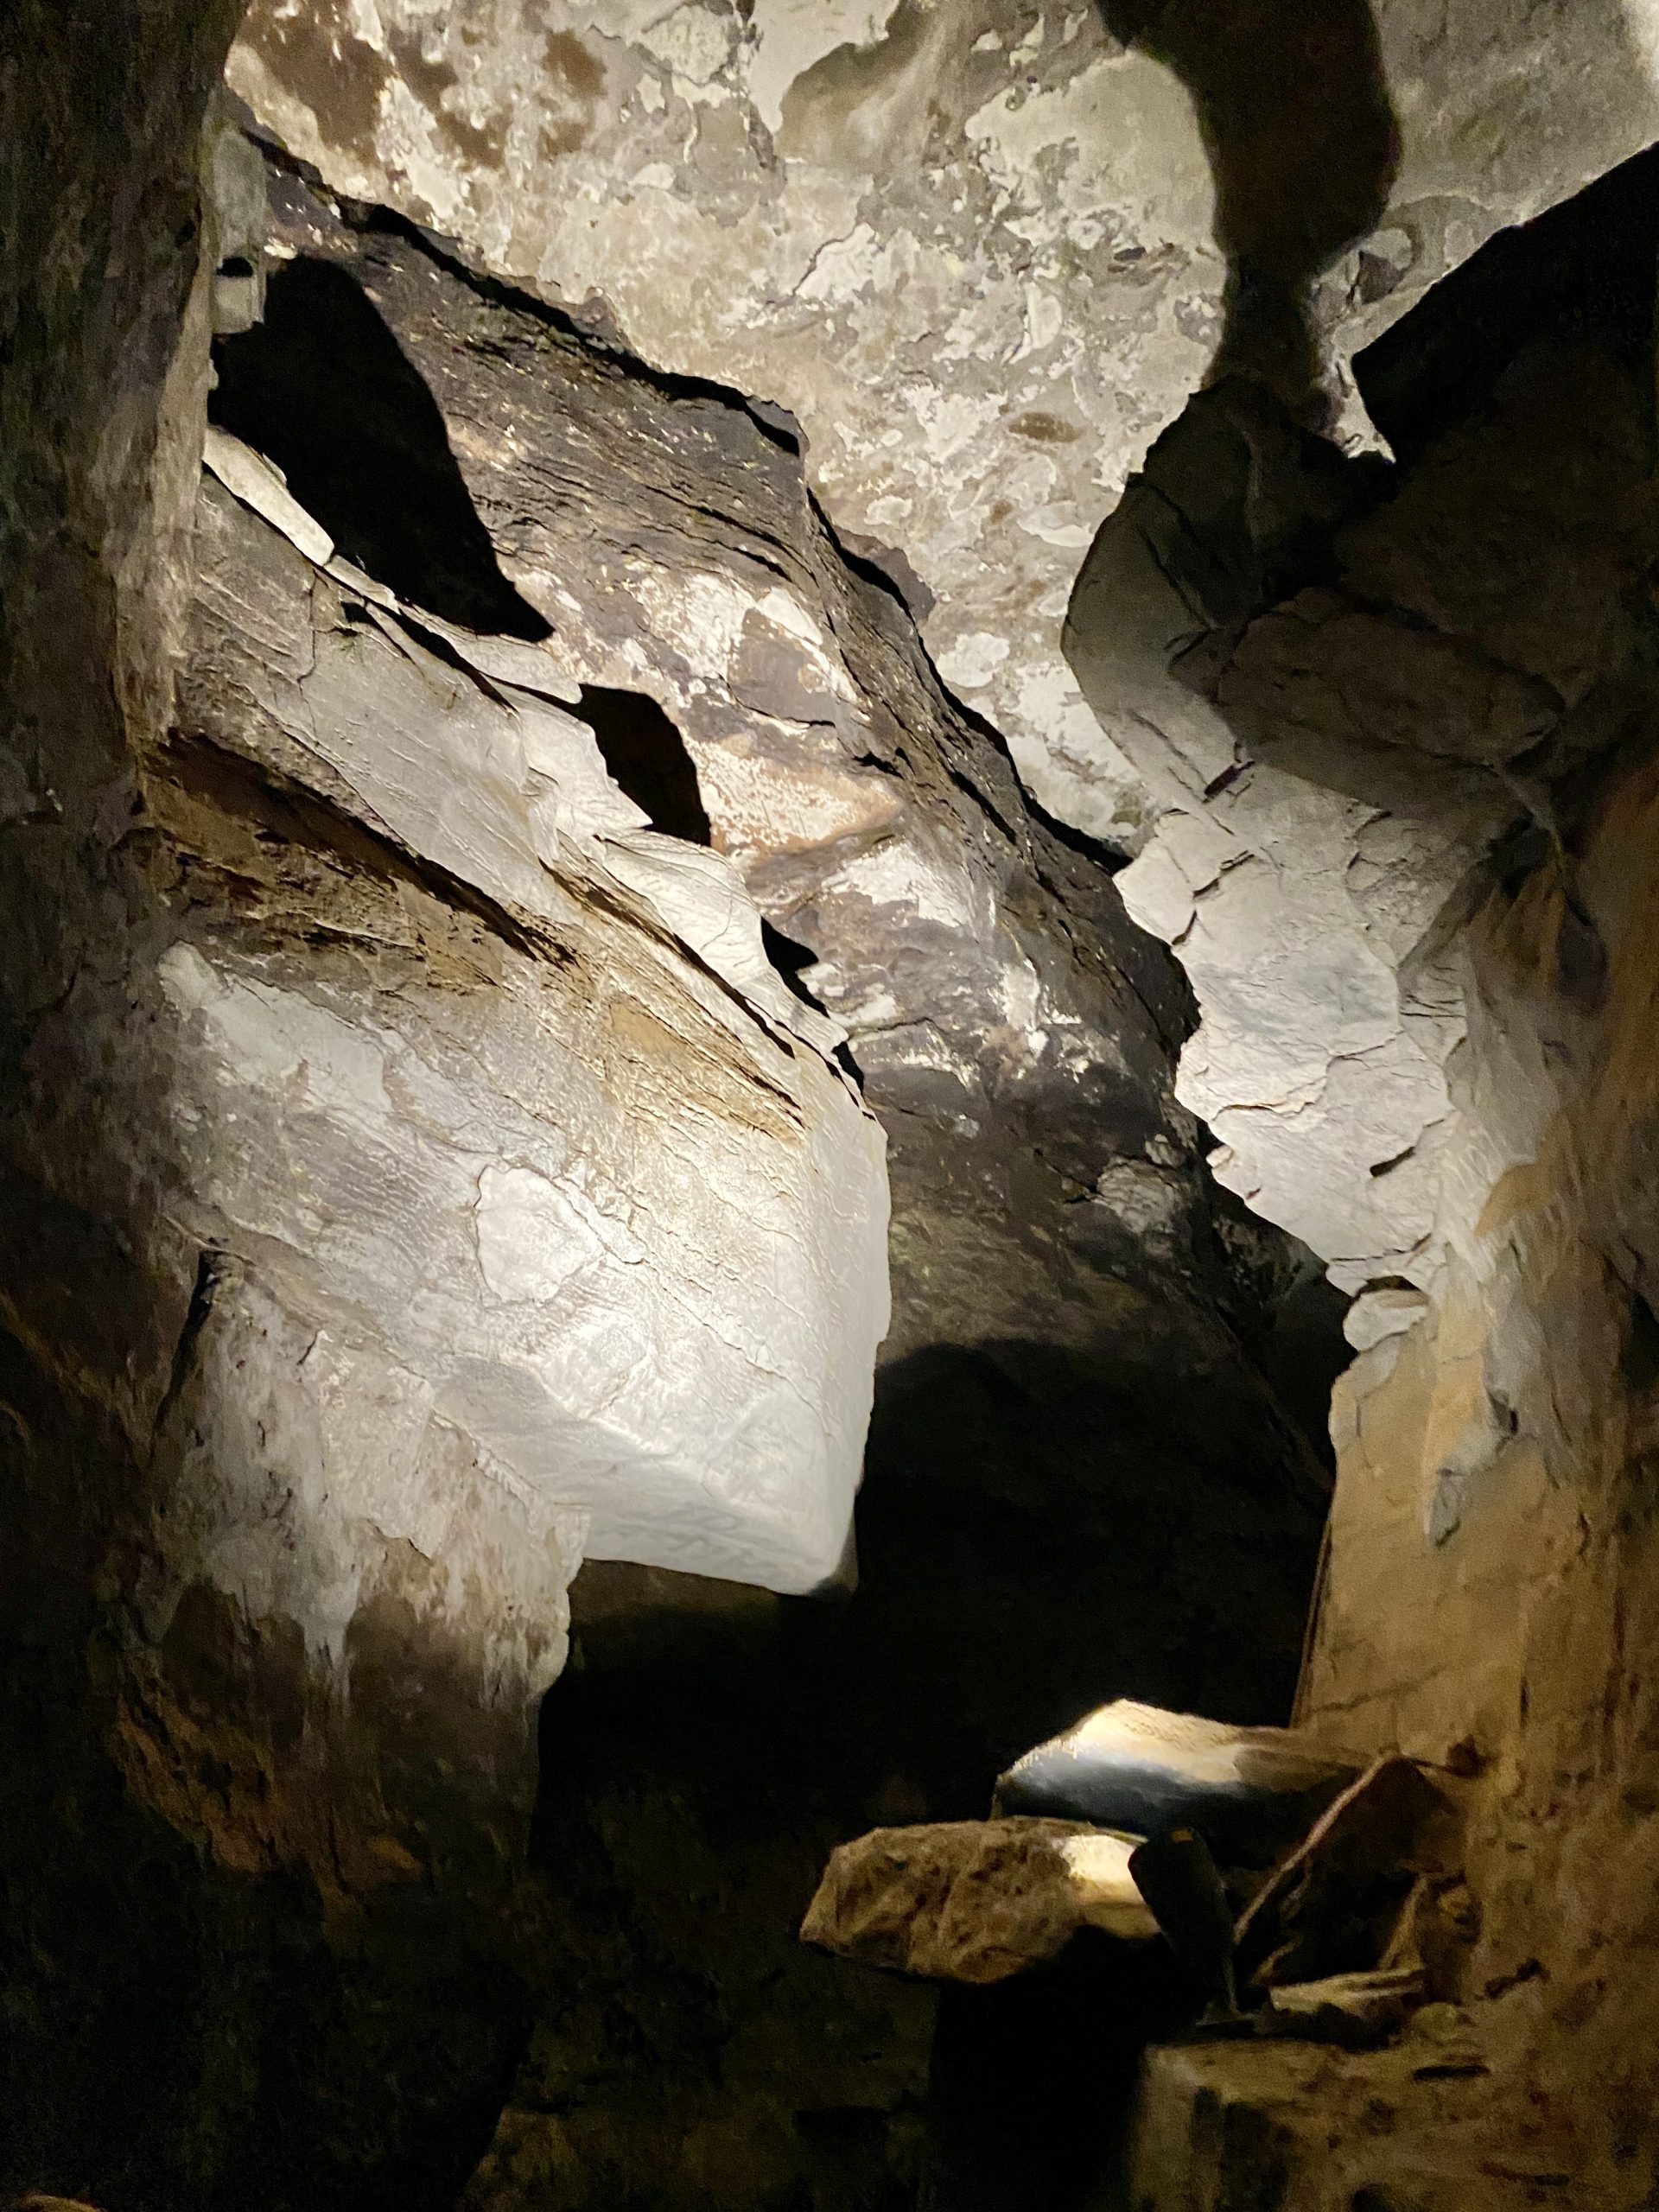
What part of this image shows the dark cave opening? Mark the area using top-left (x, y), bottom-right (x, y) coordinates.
top-left (573, 683), bottom-right (714, 846)
top-left (1354, 139), bottom-right (1659, 465)
top-left (493, 1318), bottom-right (1329, 2212)
top-left (209, 253), bottom-right (550, 639)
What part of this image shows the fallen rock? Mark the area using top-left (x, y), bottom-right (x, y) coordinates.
top-left (800, 1818), bottom-right (1157, 1984)
top-left (1235, 1755), bottom-right (1455, 1991)
top-left (995, 1700), bottom-right (1361, 1866)
top-left (1262, 1965), bottom-right (1427, 2047)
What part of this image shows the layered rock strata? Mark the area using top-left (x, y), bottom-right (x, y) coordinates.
top-left (223, 160), bottom-right (1334, 1662)
top-left (224, 0), bottom-right (1659, 848)
top-left (175, 436), bottom-right (888, 1594)
top-left (1067, 178), bottom-right (1659, 1300)
top-left (1084, 172), bottom-right (1659, 2209)
top-left (0, 49), bottom-right (1333, 2212)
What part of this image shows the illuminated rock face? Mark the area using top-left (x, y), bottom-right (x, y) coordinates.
top-left (1066, 178), bottom-right (1658, 1297)
top-left (226, 0), bottom-right (1659, 848)
top-left (209, 168), bottom-right (1328, 1652)
top-left (167, 454), bottom-right (888, 1597)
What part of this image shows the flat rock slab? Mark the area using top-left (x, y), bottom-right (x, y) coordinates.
top-left (801, 1816), bottom-right (1157, 1984)
top-left (996, 1699), bottom-right (1361, 1866)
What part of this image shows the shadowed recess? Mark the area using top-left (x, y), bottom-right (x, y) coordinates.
top-left (1095, 0), bottom-right (1398, 420)
top-left (211, 254), bottom-right (550, 639)
top-left (572, 683), bottom-right (712, 845)
top-left (1355, 138), bottom-right (1659, 465)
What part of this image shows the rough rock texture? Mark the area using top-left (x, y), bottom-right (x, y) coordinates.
top-left (226, 0), bottom-right (1659, 846)
top-left (208, 162), bottom-right (1344, 2212)
top-left (801, 1816), bottom-right (1155, 1981)
top-left (222, 162), bottom-right (1336, 1643)
top-left (175, 448), bottom-right (887, 1592)
top-left (0, 43), bottom-right (1339, 2212)
top-left (0, 9), bottom-right (874, 2202)
top-left (1109, 168), bottom-right (1659, 2209)
top-left (1067, 160), bottom-right (1659, 1295)
top-left (1273, 745), bottom-right (1659, 2197)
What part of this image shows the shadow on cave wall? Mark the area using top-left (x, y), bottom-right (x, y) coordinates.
top-left (573, 683), bottom-right (714, 844)
top-left (491, 1326), bottom-right (1325, 2212)
top-left (211, 254), bottom-right (550, 638)
top-left (1094, 0), bottom-right (1399, 423)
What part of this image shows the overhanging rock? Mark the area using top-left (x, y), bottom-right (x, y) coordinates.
top-left (163, 448), bottom-right (890, 1594)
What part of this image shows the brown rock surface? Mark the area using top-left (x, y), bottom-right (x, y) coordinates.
top-left (802, 1817), bottom-right (1156, 1983)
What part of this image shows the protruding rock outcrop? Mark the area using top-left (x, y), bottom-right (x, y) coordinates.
top-left (174, 435), bottom-right (889, 1595)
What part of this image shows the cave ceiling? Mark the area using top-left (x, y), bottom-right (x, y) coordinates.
top-left (227, 0), bottom-right (1659, 849)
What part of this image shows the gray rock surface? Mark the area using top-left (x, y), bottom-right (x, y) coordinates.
top-left (0, 18), bottom-right (1351, 2200)
top-left (226, 0), bottom-right (1659, 847)
top-left (1068, 308), bottom-right (1656, 1294)
top-left (174, 447), bottom-right (888, 1594)
top-left (217, 168), bottom-right (1335, 1580)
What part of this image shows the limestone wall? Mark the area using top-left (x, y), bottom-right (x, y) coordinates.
top-left (1298, 740), bottom-right (1659, 2193)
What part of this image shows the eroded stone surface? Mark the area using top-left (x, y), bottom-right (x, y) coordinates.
top-left (1067, 309), bottom-right (1656, 1293)
top-left (1127, 350), bottom-right (1659, 2212)
top-left (226, 0), bottom-right (1659, 847)
top-left (216, 172), bottom-right (1336, 1631)
top-left (801, 1816), bottom-right (1156, 1982)
top-left (172, 459), bottom-right (888, 1592)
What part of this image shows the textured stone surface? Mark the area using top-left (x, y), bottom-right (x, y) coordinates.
top-left (216, 167), bottom-right (1338, 1631)
top-left (0, 10), bottom-right (872, 2196)
top-left (171, 450), bottom-right (888, 1593)
top-left (801, 1816), bottom-right (1155, 1981)
top-left (1122, 301), bottom-right (1659, 2212)
top-left (996, 1696), bottom-right (1359, 1865)
top-left (1067, 276), bottom-right (1656, 1293)
top-left (226, 0), bottom-right (1659, 847)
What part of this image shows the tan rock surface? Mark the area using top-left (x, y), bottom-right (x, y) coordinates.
top-left (801, 1816), bottom-right (1156, 1983)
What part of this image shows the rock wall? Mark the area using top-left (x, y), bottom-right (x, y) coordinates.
top-left (0, 4), bottom-right (880, 2199)
top-left (1091, 159), bottom-right (1659, 2211)
top-left (225, 0), bottom-right (1659, 848)
top-left (1281, 735), bottom-right (1659, 2199)
top-left (0, 29), bottom-right (1333, 2210)
top-left (225, 159), bottom-right (1334, 1658)
top-left (1067, 149), bottom-right (1659, 1300)
top-left (175, 454), bottom-right (887, 1594)
top-left (1126, 728), bottom-right (1659, 2212)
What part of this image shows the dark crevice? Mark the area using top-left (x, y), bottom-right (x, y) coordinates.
top-left (209, 254), bottom-right (551, 639)
top-left (759, 916), bottom-right (821, 997)
top-left (572, 684), bottom-right (712, 845)
top-left (1356, 141), bottom-right (1659, 465)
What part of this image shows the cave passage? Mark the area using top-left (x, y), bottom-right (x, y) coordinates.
top-left (9, 9), bottom-right (1659, 2212)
